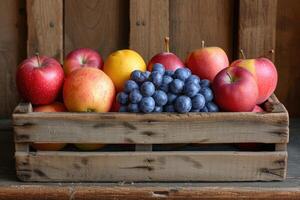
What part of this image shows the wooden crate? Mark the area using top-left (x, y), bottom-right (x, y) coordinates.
top-left (12, 95), bottom-right (289, 182)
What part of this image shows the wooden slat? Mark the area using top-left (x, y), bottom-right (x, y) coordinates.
top-left (170, 0), bottom-right (235, 60)
top-left (129, 0), bottom-right (169, 61)
top-left (238, 0), bottom-right (277, 61)
top-left (0, 0), bottom-right (26, 118)
top-left (27, 0), bottom-right (63, 62)
top-left (15, 151), bottom-right (287, 181)
top-left (275, 0), bottom-right (300, 117)
top-left (64, 0), bottom-right (129, 59)
top-left (13, 110), bottom-right (288, 144)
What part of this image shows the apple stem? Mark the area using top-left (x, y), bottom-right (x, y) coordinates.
top-left (201, 40), bottom-right (205, 48)
top-left (226, 71), bottom-right (233, 83)
top-left (164, 37), bottom-right (170, 52)
top-left (240, 49), bottom-right (246, 59)
top-left (35, 52), bottom-right (41, 67)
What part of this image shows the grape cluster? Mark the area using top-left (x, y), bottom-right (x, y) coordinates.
top-left (116, 63), bottom-right (219, 113)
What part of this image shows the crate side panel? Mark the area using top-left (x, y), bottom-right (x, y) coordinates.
top-left (15, 151), bottom-right (287, 182)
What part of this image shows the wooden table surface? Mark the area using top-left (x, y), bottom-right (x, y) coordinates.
top-left (0, 118), bottom-right (299, 200)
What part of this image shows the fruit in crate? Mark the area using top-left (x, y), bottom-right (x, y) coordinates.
top-left (147, 37), bottom-right (184, 71)
top-left (63, 48), bottom-right (104, 76)
top-left (212, 66), bottom-right (258, 112)
top-left (186, 41), bottom-right (229, 81)
top-left (230, 51), bottom-right (278, 104)
top-left (252, 105), bottom-right (264, 112)
top-left (116, 63), bottom-right (219, 113)
top-left (103, 49), bottom-right (146, 92)
top-left (16, 53), bottom-right (64, 105)
top-left (63, 67), bottom-right (115, 112)
top-left (75, 144), bottom-right (105, 151)
top-left (32, 102), bottom-right (67, 151)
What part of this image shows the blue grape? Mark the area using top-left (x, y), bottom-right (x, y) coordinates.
top-left (164, 104), bottom-right (175, 112)
top-left (127, 103), bottom-right (139, 113)
top-left (143, 71), bottom-right (151, 80)
top-left (153, 106), bottom-right (163, 113)
top-left (169, 79), bottom-right (184, 94)
top-left (129, 89), bottom-right (142, 103)
top-left (206, 102), bottom-right (219, 112)
top-left (164, 70), bottom-right (174, 76)
top-left (173, 68), bottom-right (191, 81)
top-left (200, 106), bottom-right (209, 112)
top-left (183, 82), bottom-right (201, 97)
top-left (140, 81), bottom-right (155, 97)
top-left (139, 97), bottom-right (155, 113)
top-left (124, 80), bottom-right (139, 93)
top-left (162, 75), bottom-right (173, 85)
top-left (192, 94), bottom-right (206, 110)
top-left (167, 93), bottom-right (177, 104)
top-left (152, 63), bottom-right (165, 74)
top-left (190, 108), bottom-right (200, 112)
top-left (116, 92), bottom-right (128, 105)
top-left (131, 70), bottom-right (146, 83)
top-left (149, 71), bottom-right (163, 87)
top-left (186, 75), bottom-right (200, 85)
top-left (200, 87), bottom-right (213, 102)
top-left (152, 90), bottom-right (168, 106)
top-left (119, 105), bottom-right (127, 112)
top-left (174, 95), bottom-right (192, 113)
top-left (200, 79), bottom-right (210, 87)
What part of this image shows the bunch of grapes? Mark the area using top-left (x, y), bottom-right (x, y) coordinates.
top-left (116, 63), bottom-right (219, 113)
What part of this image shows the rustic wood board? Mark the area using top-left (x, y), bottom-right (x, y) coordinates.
top-left (13, 111), bottom-right (288, 144)
top-left (64, 0), bottom-right (129, 59)
top-left (238, 0), bottom-right (277, 60)
top-left (170, 0), bottom-right (235, 61)
top-left (15, 151), bottom-right (287, 182)
top-left (27, 0), bottom-right (63, 62)
top-left (129, 0), bottom-right (169, 61)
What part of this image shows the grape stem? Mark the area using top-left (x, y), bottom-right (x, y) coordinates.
top-left (164, 37), bottom-right (170, 52)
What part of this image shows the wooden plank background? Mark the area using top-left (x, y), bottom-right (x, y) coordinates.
top-left (0, 0), bottom-right (299, 118)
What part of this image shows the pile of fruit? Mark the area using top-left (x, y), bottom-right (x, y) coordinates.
top-left (15, 37), bottom-right (278, 150)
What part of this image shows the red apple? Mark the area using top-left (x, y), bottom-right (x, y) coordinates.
top-left (231, 56), bottom-right (278, 104)
top-left (16, 54), bottom-right (64, 105)
top-left (252, 105), bottom-right (264, 112)
top-left (63, 67), bottom-right (115, 112)
top-left (147, 37), bottom-right (184, 71)
top-left (186, 41), bottom-right (229, 81)
top-left (212, 67), bottom-right (258, 112)
top-left (63, 48), bottom-right (103, 76)
top-left (32, 102), bottom-right (67, 151)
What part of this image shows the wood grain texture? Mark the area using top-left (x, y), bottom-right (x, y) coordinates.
top-left (64, 0), bottom-right (129, 59)
top-left (238, 0), bottom-right (277, 61)
top-left (15, 151), bottom-right (287, 182)
top-left (275, 0), bottom-right (300, 117)
top-left (27, 0), bottom-right (63, 62)
top-left (0, 0), bottom-right (26, 118)
top-left (170, 0), bottom-right (235, 61)
top-left (0, 186), bottom-right (300, 200)
top-left (129, 0), bottom-right (169, 61)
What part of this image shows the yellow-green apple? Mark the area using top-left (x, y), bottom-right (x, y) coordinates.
top-left (147, 37), bottom-right (184, 71)
top-left (16, 54), bottom-right (64, 105)
top-left (63, 48), bottom-right (103, 76)
top-left (63, 67), bottom-right (115, 112)
top-left (212, 67), bottom-right (258, 112)
top-left (252, 105), bottom-right (264, 112)
top-left (32, 102), bottom-right (67, 151)
top-left (230, 57), bottom-right (278, 104)
top-left (186, 42), bottom-right (229, 81)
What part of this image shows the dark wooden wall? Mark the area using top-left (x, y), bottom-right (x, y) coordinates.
top-left (0, 0), bottom-right (299, 118)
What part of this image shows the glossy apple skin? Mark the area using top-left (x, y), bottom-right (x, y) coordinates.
top-left (186, 47), bottom-right (229, 81)
top-left (63, 68), bottom-right (115, 112)
top-left (32, 102), bottom-right (67, 151)
top-left (63, 48), bottom-right (103, 76)
top-left (16, 56), bottom-right (64, 105)
top-left (212, 67), bottom-right (258, 112)
top-left (147, 52), bottom-right (184, 71)
top-left (231, 58), bottom-right (278, 104)
top-left (252, 105), bottom-right (264, 112)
